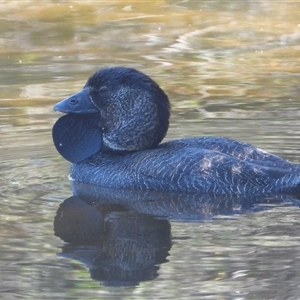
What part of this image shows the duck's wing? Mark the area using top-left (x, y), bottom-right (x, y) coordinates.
top-left (132, 145), bottom-right (299, 194)
top-left (161, 137), bottom-right (297, 169)
top-left (130, 147), bottom-right (294, 194)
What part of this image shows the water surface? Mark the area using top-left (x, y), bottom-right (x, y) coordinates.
top-left (1, 1), bottom-right (300, 299)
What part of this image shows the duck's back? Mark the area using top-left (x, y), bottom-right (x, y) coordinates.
top-left (70, 136), bottom-right (300, 195)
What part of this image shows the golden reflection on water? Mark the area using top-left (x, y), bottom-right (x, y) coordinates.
top-left (1, 1), bottom-right (300, 96)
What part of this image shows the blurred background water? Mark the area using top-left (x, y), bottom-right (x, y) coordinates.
top-left (1, 1), bottom-right (300, 299)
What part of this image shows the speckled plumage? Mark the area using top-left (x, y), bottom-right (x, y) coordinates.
top-left (71, 136), bottom-right (300, 195)
top-left (53, 67), bottom-right (300, 195)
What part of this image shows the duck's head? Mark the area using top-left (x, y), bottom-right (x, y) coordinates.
top-left (52, 67), bottom-right (170, 163)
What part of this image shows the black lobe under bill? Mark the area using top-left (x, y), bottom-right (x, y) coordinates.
top-left (52, 113), bottom-right (102, 163)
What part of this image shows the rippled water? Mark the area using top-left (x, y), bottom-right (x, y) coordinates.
top-left (1, 1), bottom-right (300, 299)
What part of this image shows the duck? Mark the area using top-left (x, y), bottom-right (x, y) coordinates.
top-left (52, 67), bottom-right (300, 195)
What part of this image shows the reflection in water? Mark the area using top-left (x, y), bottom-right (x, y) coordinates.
top-left (54, 196), bottom-right (171, 287)
top-left (54, 183), bottom-right (300, 287)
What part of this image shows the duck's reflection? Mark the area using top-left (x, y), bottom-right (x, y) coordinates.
top-left (55, 196), bottom-right (171, 286)
top-left (54, 183), bottom-right (300, 286)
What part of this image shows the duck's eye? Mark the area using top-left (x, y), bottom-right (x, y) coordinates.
top-left (99, 86), bottom-right (108, 93)
top-left (69, 98), bottom-right (78, 105)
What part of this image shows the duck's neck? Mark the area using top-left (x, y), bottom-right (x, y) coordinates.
top-left (101, 91), bottom-right (166, 152)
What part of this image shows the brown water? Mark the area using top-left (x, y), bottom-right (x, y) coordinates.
top-left (1, 1), bottom-right (300, 299)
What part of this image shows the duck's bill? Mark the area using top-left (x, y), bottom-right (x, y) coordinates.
top-left (54, 89), bottom-right (99, 114)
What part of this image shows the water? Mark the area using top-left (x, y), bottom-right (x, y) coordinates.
top-left (1, 1), bottom-right (300, 299)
